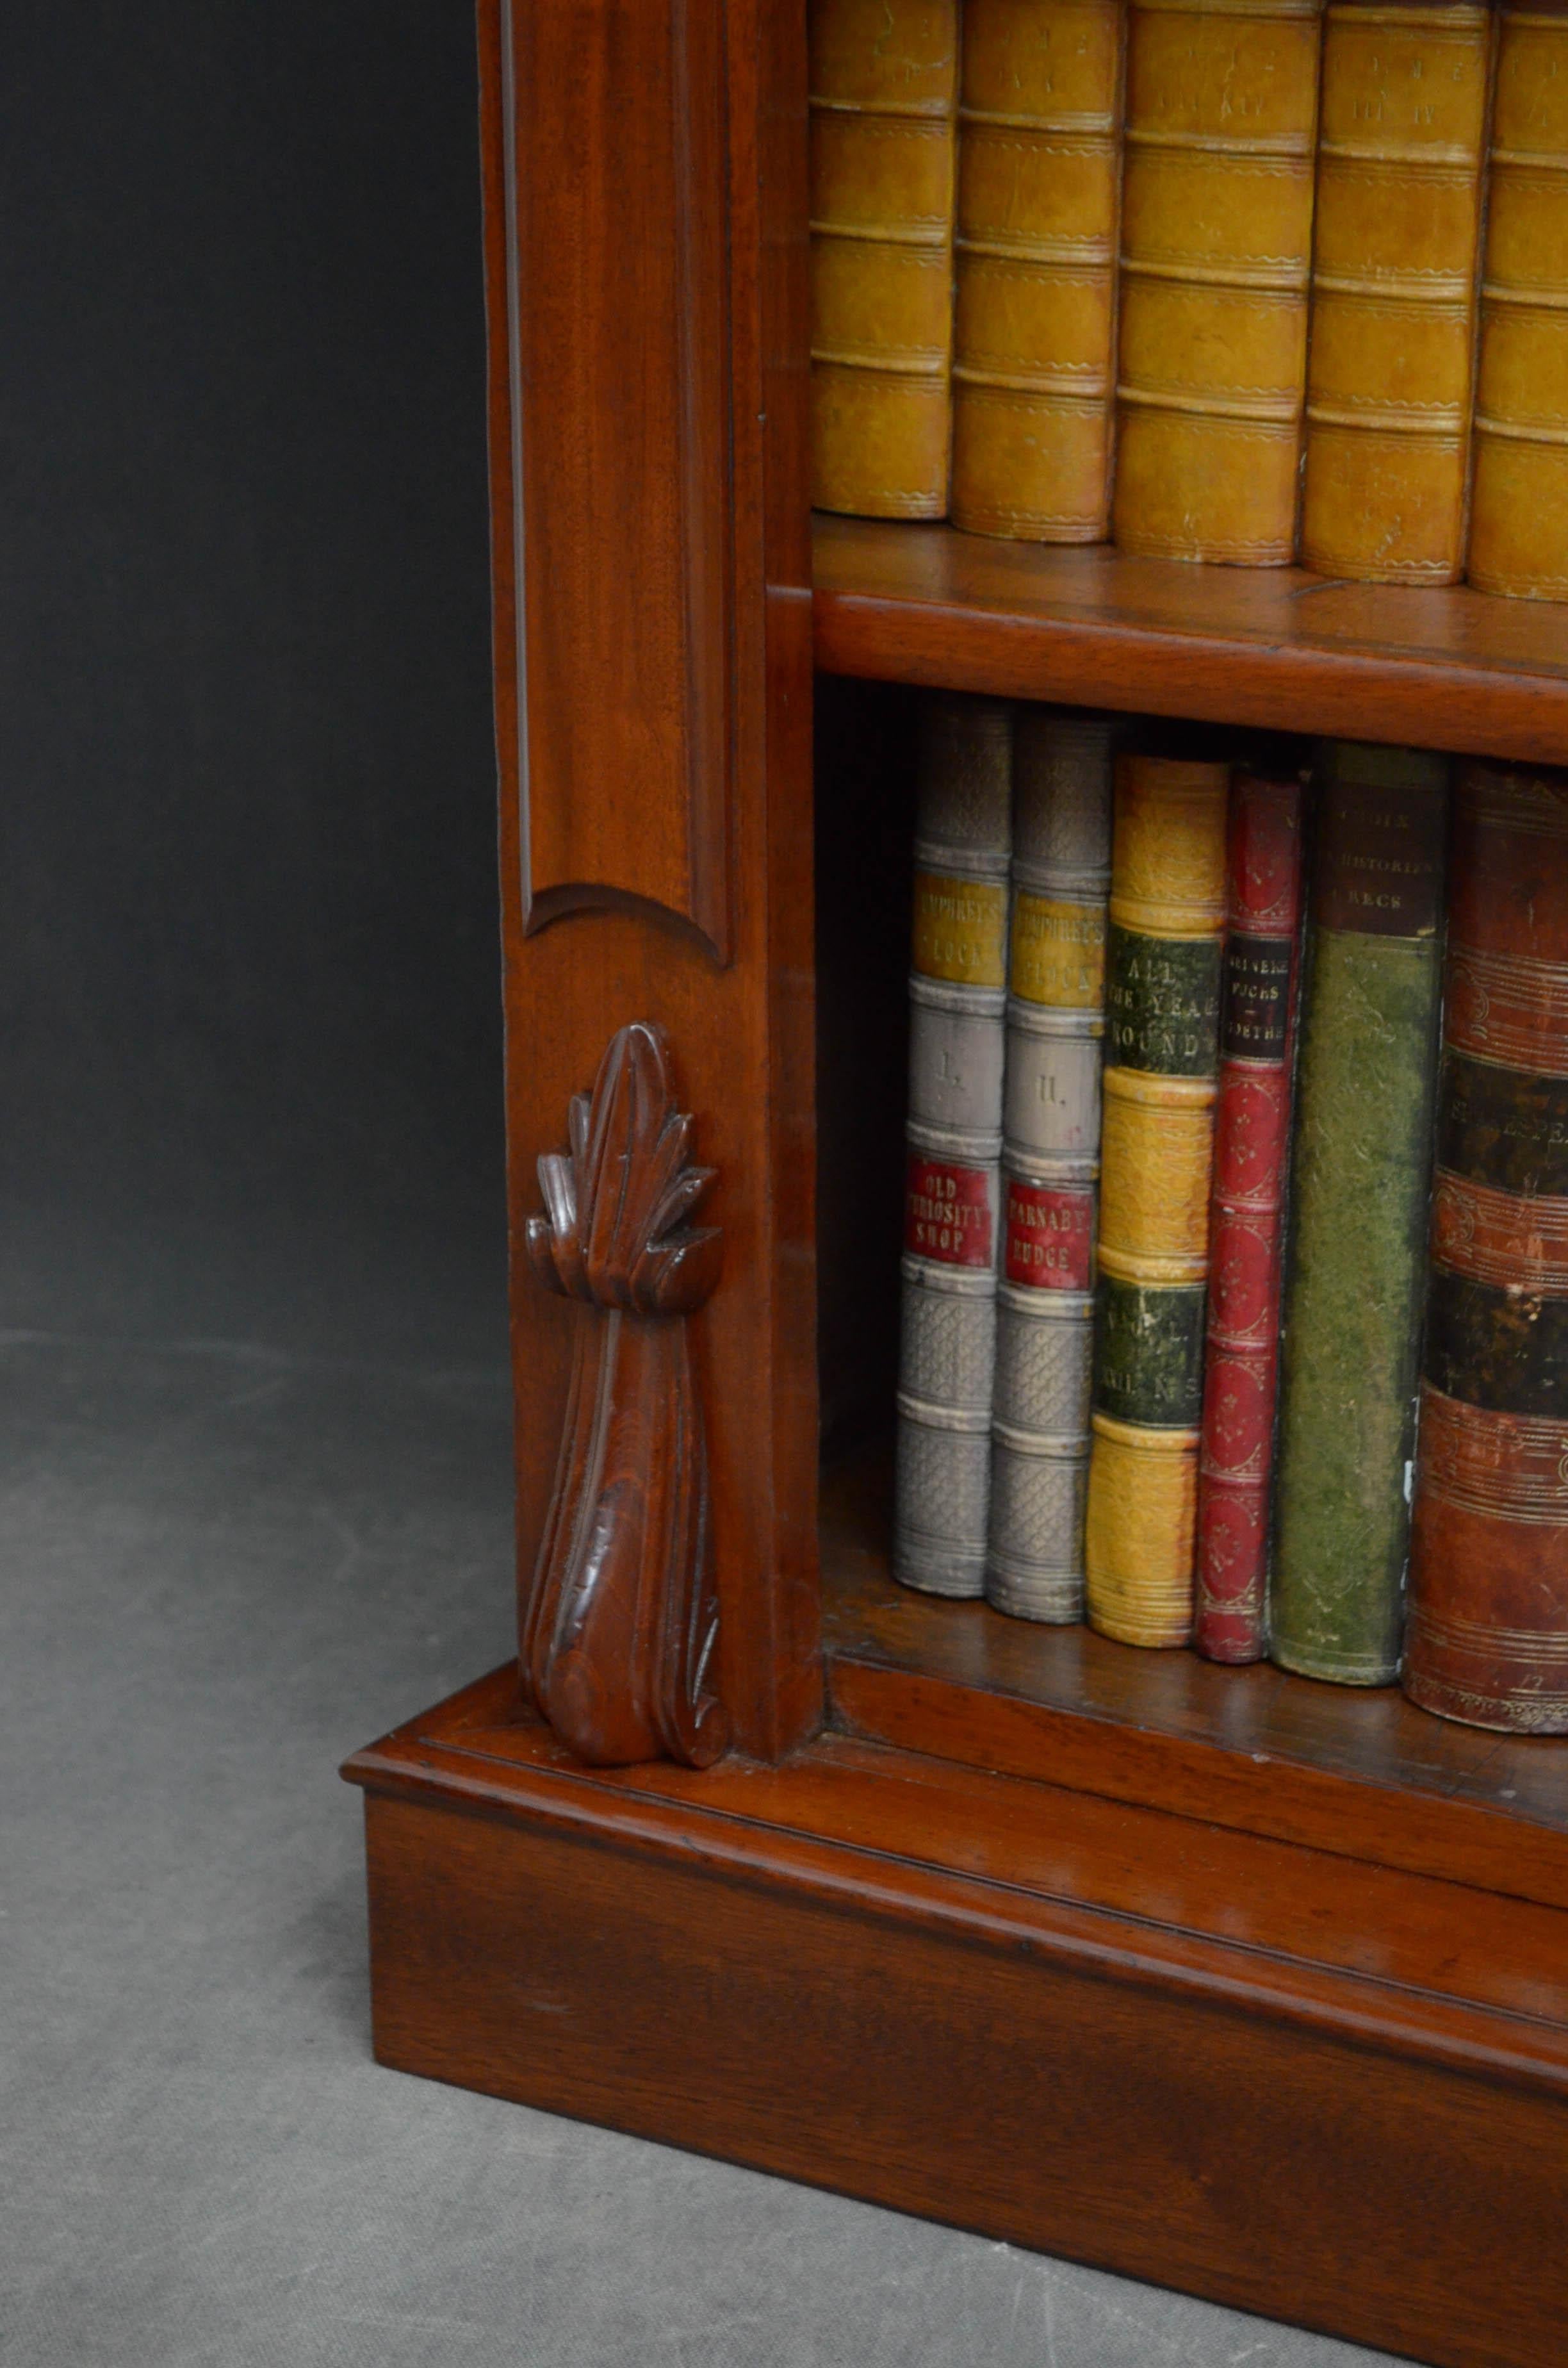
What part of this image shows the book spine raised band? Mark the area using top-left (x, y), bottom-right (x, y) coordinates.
top-left (1271, 743), bottom-right (1448, 1683)
top-left (1113, 0), bottom-right (1323, 566)
top-left (809, 0), bottom-right (960, 518)
top-left (951, 0), bottom-right (1125, 542)
top-left (1406, 762), bottom-right (1568, 1731)
top-left (1084, 751), bottom-right (1227, 1646)
top-left (1301, 0), bottom-right (1494, 584)
top-left (895, 695), bottom-right (1013, 1597)
top-left (1195, 767), bottom-right (1306, 1663)
top-left (1467, 3), bottom-right (1568, 600)
top-left (988, 712), bottom-right (1115, 1621)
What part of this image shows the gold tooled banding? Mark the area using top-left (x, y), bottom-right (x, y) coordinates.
top-left (1098, 1070), bottom-right (1217, 1267)
top-left (810, 0), bottom-right (959, 517)
top-left (1468, 6), bottom-right (1568, 598)
top-left (1109, 760), bottom-right (1228, 933)
top-left (1085, 1413), bottom-right (1200, 1645)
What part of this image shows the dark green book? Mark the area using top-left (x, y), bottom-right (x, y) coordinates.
top-left (1270, 743), bottom-right (1448, 1685)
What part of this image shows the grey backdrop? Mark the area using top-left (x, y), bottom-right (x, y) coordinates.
top-left (1, 9), bottom-right (1403, 2364)
top-left (0, 0), bottom-right (505, 1357)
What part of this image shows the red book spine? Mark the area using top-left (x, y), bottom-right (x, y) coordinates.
top-left (1195, 768), bottom-right (1306, 1663)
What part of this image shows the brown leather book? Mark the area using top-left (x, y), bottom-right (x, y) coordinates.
top-left (1112, 0), bottom-right (1323, 566)
top-left (809, 0), bottom-right (960, 518)
top-left (1468, 3), bottom-right (1568, 601)
top-left (1405, 762), bottom-right (1568, 1733)
top-left (1300, 0), bottom-right (1494, 586)
top-left (951, 0), bottom-right (1125, 542)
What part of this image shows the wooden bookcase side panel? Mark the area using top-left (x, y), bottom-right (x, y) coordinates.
top-left (478, 0), bottom-right (821, 1761)
top-left (814, 516), bottom-right (1568, 770)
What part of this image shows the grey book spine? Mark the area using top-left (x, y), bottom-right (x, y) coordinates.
top-left (987, 711), bottom-right (1115, 1621)
top-left (895, 693), bottom-right (1013, 1598)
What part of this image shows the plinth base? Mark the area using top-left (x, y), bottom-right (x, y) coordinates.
top-left (345, 1666), bottom-right (1568, 2368)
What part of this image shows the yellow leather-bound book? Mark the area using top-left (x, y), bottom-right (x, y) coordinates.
top-left (951, 0), bottom-right (1125, 541)
top-left (1112, 0), bottom-right (1323, 565)
top-left (1300, 1), bottom-right (1494, 584)
top-left (1469, 5), bottom-right (1568, 600)
top-left (1084, 750), bottom-right (1227, 1647)
top-left (810, 0), bottom-right (960, 518)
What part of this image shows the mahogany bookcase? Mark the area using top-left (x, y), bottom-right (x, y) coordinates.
top-left (343, 6), bottom-right (1568, 2362)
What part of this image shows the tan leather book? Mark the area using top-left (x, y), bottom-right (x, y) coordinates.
top-left (1300, 1), bottom-right (1494, 586)
top-left (1111, 0), bottom-right (1323, 566)
top-left (951, 0), bottom-right (1125, 541)
top-left (1084, 746), bottom-right (1228, 1648)
top-left (1468, 5), bottom-right (1568, 601)
top-left (810, 0), bottom-right (960, 518)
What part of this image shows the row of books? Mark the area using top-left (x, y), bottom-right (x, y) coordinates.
top-left (893, 694), bottom-right (1568, 1734)
top-left (810, 0), bottom-right (1568, 599)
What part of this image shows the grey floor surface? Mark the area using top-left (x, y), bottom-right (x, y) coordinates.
top-left (2, 1247), bottom-right (1408, 2368)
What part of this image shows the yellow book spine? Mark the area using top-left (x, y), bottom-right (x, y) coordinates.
top-left (1111, 0), bottom-right (1324, 566)
top-left (810, 0), bottom-right (960, 518)
top-left (951, 0), bottom-right (1126, 541)
top-left (1301, 1), bottom-right (1494, 585)
top-left (1085, 1415), bottom-right (1202, 1645)
top-left (1468, 6), bottom-right (1568, 601)
top-left (1084, 754), bottom-right (1227, 1647)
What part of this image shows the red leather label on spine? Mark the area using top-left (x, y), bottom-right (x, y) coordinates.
top-left (904, 1155), bottom-right (996, 1269)
top-left (1004, 1178), bottom-right (1093, 1290)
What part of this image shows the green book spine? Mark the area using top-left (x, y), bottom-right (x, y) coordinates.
top-left (1270, 742), bottom-right (1449, 1684)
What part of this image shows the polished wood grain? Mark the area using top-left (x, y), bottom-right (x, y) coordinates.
top-left (822, 1453), bottom-right (1568, 1912)
top-left (347, 1682), bottom-right (1568, 2368)
top-left (814, 513), bottom-right (1568, 767)
top-left (355, 8), bottom-right (1568, 2362)
top-left (478, 0), bottom-right (819, 1760)
top-left (497, 0), bottom-right (731, 954)
top-left (521, 1022), bottom-right (727, 1767)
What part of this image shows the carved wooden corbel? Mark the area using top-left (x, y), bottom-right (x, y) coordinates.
top-left (521, 1021), bottom-right (728, 1768)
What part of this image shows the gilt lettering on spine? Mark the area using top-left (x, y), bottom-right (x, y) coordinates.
top-left (989, 711), bottom-right (1115, 1620)
top-left (1195, 762), bottom-right (1307, 1663)
top-left (1271, 743), bottom-right (1448, 1683)
top-left (895, 694), bottom-right (1015, 1596)
top-left (1084, 746), bottom-right (1228, 1646)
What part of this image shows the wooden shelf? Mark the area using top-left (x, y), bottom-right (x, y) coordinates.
top-left (821, 1456), bottom-right (1568, 1915)
top-left (813, 513), bottom-right (1568, 767)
